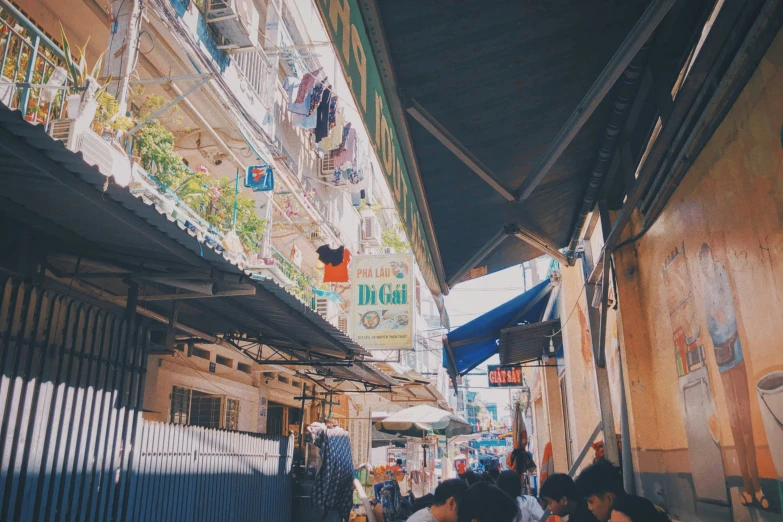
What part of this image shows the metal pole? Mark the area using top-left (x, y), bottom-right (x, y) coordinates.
top-left (233, 169), bottom-right (239, 227)
top-left (619, 350), bottom-right (635, 493)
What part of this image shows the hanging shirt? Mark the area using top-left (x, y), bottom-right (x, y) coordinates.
top-left (309, 81), bottom-right (326, 115)
top-left (308, 423), bottom-right (354, 520)
top-left (321, 107), bottom-right (345, 152)
top-left (334, 127), bottom-right (357, 168)
top-left (315, 89), bottom-right (333, 143)
top-left (323, 249), bottom-right (351, 283)
top-left (317, 245), bottom-right (345, 266)
top-left (294, 72), bottom-right (315, 104)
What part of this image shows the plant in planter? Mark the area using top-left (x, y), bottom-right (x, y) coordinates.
top-left (59, 24), bottom-right (106, 121)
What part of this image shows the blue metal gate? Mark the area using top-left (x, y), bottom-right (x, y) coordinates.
top-left (0, 277), bottom-right (293, 521)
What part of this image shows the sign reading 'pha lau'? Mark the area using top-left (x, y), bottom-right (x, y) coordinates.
top-left (487, 365), bottom-right (524, 387)
top-left (351, 254), bottom-right (414, 350)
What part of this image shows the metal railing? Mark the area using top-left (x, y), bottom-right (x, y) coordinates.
top-left (0, 0), bottom-right (75, 126)
top-left (234, 48), bottom-right (272, 107)
top-left (272, 247), bottom-right (317, 307)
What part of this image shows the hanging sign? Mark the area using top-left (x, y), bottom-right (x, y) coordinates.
top-left (315, 0), bottom-right (448, 327)
top-left (351, 254), bottom-right (414, 350)
top-left (245, 164), bottom-right (274, 191)
top-left (487, 365), bottom-right (524, 388)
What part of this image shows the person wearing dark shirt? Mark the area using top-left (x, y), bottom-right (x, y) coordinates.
top-left (457, 482), bottom-right (519, 522)
top-left (540, 473), bottom-right (599, 522)
top-left (610, 495), bottom-right (670, 522)
top-left (574, 461), bottom-right (625, 522)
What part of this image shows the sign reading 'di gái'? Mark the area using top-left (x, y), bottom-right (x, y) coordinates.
top-left (350, 254), bottom-right (414, 350)
top-left (487, 365), bottom-right (524, 388)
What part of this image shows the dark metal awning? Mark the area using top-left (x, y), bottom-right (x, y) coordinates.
top-left (0, 103), bottom-right (393, 386)
top-left (499, 319), bottom-right (562, 366)
top-left (316, 0), bottom-right (742, 294)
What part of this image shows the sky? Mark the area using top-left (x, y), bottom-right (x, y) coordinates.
top-left (444, 265), bottom-right (529, 426)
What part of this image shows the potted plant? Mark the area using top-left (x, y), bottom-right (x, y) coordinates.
top-left (59, 25), bottom-right (106, 121)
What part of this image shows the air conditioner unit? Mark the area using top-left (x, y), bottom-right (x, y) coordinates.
top-left (338, 314), bottom-right (349, 334)
top-left (206, 0), bottom-right (259, 50)
top-left (361, 214), bottom-right (382, 246)
top-left (314, 296), bottom-right (339, 327)
top-left (308, 227), bottom-right (324, 241)
top-left (319, 151), bottom-right (337, 177)
top-left (48, 118), bottom-right (77, 149)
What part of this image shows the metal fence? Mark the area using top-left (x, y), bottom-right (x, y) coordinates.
top-left (0, 277), bottom-right (293, 521)
top-left (129, 423), bottom-right (294, 522)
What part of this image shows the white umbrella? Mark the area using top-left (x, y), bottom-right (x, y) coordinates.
top-left (374, 405), bottom-right (473, 437)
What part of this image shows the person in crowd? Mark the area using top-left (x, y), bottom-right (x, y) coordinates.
top-left (481, 471), bottom-right (496, 485)
top-left (407, 479), bottom-right (469, 522)
top-left (457, 482), bottom-right (520, 522)
top-left (497, 470), bottom-right (545, 522)
top-left (574, 461), bottom-right (625, 522)
top-left (459, 470), bottom-right (483, 486)
top-left (488, 468), bottom-right (501, 483)
top-left (609, 495), bottom-right (670, 522)
top-left (540, 473), bottom-right (598, 522)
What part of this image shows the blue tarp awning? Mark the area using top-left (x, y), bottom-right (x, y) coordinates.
top-left (443, 279), bottom-right (553, 383)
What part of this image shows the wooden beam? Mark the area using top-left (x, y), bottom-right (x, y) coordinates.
top-left (511, 225), bottom-right (568, 265)
top-left (406, 99), bottom-right (516, 201)
top-left (447, 228), bottom-right (509, 288)
top-left (517, 0), bottom-right (678, 200)
top-left (137, 288), bottom-right (257, 301)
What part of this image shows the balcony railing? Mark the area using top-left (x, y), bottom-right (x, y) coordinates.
top-left (234, 48), bottom-right (272, 107)
top-left (272, 247), bottom-right (318, 308)
top-left (0, 0), bottom-right (75, 127)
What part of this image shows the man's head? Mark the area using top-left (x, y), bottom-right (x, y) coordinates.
top-left (496, 470), bottom-right (522, 499)
top-left (396, 459), bottom-right (403, 466)
top-left (459, 470), bottom-right (483, 486)
top-left (457, 482), bottom-right (519, 522)
top-left (575, 461), bottom-right (625, 522)
top-left (539, 473), bottom-right (578, 517)
top-left (429, 479), bottom-right (469, 522)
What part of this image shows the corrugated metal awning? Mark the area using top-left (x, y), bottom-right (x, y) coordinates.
top-left (0, 103), bottom-right (393, 386)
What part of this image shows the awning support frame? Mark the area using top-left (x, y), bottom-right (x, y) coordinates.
top-left (517, 0), bottom-right (679, 201)
top-left (406, 99), bottom-right (516, 201)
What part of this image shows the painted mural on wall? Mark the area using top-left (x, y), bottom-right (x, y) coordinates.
top-left (698, 232), bottom-right (769, 511)
top-left (662, 242), bottom-right (728, 504)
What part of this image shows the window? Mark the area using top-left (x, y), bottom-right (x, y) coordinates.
top-left (216, 355), bottom-right (234, 368)
top-left (190, 345), bottom-right (210, 360)
top-left (277, 375), bottom-right (289, 385)
top-left (169, 385), bottom-right (240, 431)
top-left (171, 386), bottom-right (192, 425)
top-left (225, 398), bottom-right (240, 431)
top-left (191, 391), bottom-right (222, 429)
top-left (238, 362), bottom-right (252, 374)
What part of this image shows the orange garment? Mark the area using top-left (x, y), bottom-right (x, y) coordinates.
top-left (456, 461), bottom-right (466, 475)
top-left (324, 249), bottom-right (351, 283)
top-left (540, 442), bottom-right (554, 483)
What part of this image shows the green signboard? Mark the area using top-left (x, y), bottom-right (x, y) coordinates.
top-left (315, 0), bottom-right (444, 308)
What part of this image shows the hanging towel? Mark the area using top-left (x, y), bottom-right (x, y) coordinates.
top-left (315, 89), bottom-right (333, 143)
top-left (323, 249), bottom-right (351, 283)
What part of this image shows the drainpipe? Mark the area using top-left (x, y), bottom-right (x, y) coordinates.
top-left (565, 44), bottom-right (651, 260)
top-left (618, 349), bottom-right (636, 494)
top-left (105, 0), bottom-right (143, 115)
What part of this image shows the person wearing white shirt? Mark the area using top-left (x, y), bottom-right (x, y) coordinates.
top-left (407, 479), bottom-right (469, 522)
top-left (497, 470), bottom-right (545, 522)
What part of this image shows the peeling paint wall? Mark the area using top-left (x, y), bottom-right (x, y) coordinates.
top-left (614, 28), bottom-right (783, 522)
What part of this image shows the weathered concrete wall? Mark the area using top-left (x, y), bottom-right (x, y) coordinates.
top-left (614, 28), bottom-right (783, 522)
